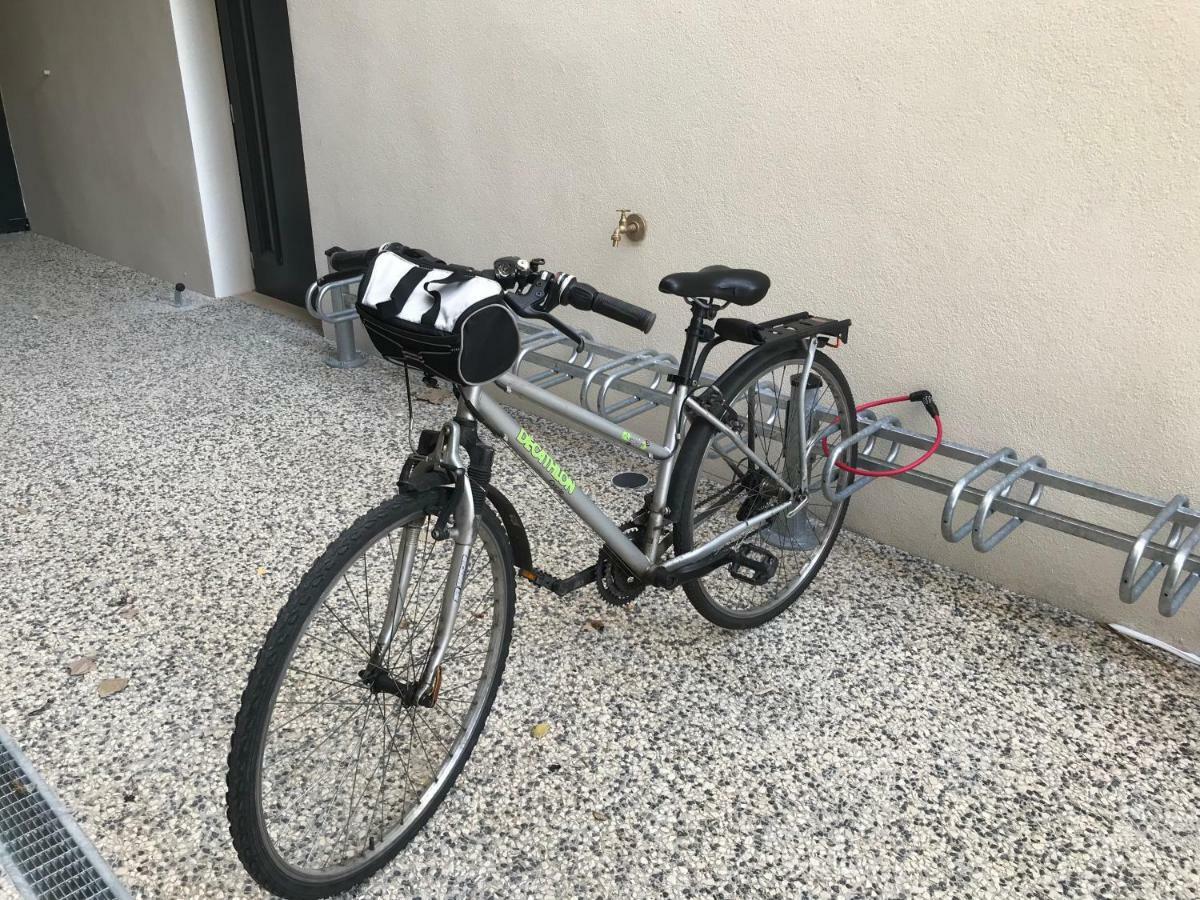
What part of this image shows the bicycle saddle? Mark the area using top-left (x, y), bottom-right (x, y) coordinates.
top-left (658, 265), bottom-right (770, 305)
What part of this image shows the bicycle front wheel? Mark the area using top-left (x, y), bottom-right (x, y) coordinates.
top-left (672, 344), bottom-right (856, 629)
top-left (227, 493), bottom-right (514, 899)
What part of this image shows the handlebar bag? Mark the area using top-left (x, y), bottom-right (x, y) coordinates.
top-left (355, 244), bottom-right (520, 385)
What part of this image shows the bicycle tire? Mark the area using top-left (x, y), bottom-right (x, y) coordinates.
top-left (227, 493), bottom-right (515, 899)
top-left (670, 343), bottom-right (856, 629)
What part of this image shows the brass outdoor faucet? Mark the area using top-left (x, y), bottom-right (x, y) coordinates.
top-left (611, 210), bottom-right (646, 247)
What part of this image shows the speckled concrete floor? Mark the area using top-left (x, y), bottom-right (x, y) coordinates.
top-left (1, 233), bottom-right (1198, 899)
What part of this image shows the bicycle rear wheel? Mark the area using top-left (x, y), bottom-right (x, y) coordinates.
top-left (671, 343), bottom-right (856, 629)
top-left (227, 493), bottom-right (514, 899)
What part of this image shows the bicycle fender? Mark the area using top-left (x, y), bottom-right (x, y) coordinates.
top-left (483, 483), bottom-right (534, 572)
top-left (396, 468), bottom-right (531, 571)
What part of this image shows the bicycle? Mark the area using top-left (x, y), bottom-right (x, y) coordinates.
top-left (227, 250), bottom-right (859, 898)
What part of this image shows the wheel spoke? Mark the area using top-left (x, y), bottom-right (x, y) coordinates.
top-left (271, 681), bottom-right (357, 733)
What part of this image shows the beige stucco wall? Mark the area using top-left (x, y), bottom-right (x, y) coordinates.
top-left (287, 2), bottom-right (1200, 650)
top-left (0, 0), bottom-right (252, 297)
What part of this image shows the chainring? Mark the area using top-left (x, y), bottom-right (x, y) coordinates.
top-left (596, 519), bottom-right (647, 606)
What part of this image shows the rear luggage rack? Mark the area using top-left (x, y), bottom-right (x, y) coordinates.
top-left (713, 311), bottom-right (851, 348)
top-left (759, 311), bottom-right (851, 345)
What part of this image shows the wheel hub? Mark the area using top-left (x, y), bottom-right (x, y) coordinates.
top-left (359, 662), bottom-right (442, 707)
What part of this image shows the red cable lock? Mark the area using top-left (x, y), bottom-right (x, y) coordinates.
top-left (821, 391), bottom-right (943, 477)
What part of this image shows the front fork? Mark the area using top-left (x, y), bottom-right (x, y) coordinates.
top-left (371, 419), bottom-right (477, 705)
top-left (413, 468), bottom-right (475, 698)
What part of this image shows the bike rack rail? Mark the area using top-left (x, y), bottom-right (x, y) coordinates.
top-left (509, 323), bottom-right (1200, 618)
top-left (309, 294), bottom-right (1200, 618)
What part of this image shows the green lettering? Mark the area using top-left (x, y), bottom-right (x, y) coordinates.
top-left (515, 425), bottom-right (577, 495)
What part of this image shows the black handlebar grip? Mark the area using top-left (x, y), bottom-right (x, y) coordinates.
top-left (564, 282), bottom-right (656, 333)
top-left (326, 246), bottom-right (378, 272)
top-left (593, 292), bottom-right (656, 333)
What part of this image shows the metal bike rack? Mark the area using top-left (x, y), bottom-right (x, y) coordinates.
top-left (509, 323), bottom-right (1200, 618)
top-left (306, 274), bottom-right (367, 368)
top-left (833, 419), bottom-right (1200, 618)
top-left (310, 303), bottom-right (1200, 618)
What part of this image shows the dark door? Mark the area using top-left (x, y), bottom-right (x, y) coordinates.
top-left (0, 94), bottom-right (29, 233)
top-left (215, 0), bottom-right (315, 304)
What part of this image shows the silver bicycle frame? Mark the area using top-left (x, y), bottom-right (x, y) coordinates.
top-left (466, 371), bottom-right (805, 577)
top-left (387, 353), bottom-right (813, 689)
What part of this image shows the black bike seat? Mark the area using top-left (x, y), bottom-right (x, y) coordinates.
top-left (658, 265), bottom-right (770, 305)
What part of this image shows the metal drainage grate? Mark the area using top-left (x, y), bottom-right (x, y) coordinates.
top-left (0, 729), bottom-right (130, 900)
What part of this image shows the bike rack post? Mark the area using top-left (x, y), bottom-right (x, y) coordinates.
top-left (822, 416), bottom-right (903, 503)
top-left (580, 351), bottom-right (662, 414)
top-left (306, 275), bottom-right (367, 369)
top-left (595, 352), bottom-right (677, 423)
top-left (513, 328), bottom-right (574, 372)
top-left (513, 328), bottom-right (596, 387)
top-left (532, 339), bottom-right (596, 388)
top-left (940, 448), bottom-right (1020, 543)
top-left (1160, 519), bottom-right (1200, 617)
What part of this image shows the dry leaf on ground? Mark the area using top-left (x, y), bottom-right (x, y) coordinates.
top-left (531, 722), bottom-right (551, 739)
top-left (66, 656), bottom-right (96, 677)
top-left (98, 677), bottom-right (128, 698)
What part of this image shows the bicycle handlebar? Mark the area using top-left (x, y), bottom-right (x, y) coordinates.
top-left (325, 246), bottom-right (378, 272)
top-left (561, 281), bottom-right (656, 334)
top-left (322, 246), bottom-right (657, 335)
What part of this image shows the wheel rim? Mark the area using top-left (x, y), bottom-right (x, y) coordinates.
top-left (252, 511), bottom-right (506, 882)
top-left (687, 354), bottom-right (853, 617)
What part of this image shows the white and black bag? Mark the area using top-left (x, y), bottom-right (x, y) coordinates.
top-left (356, 244), bottom-right (520, 385)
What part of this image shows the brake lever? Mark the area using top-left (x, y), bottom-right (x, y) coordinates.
top-left (527, 310), bottom-right (585, 352)
top-left (504, 274), bottom-right (586, 352)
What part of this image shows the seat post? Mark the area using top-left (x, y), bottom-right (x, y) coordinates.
top-left (673, 300), bottom-right (716, 389)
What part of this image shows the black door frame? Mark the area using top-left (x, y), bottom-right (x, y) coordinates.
top-left (0, 91), bottom-right (29, 234)
top-left (214, 0), bottom-right (315, 304)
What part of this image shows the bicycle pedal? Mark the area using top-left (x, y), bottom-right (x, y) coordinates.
top-left (729, 545), bottom-right (779, 586)
top-left (519, 565), bottom-right (597, 597)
